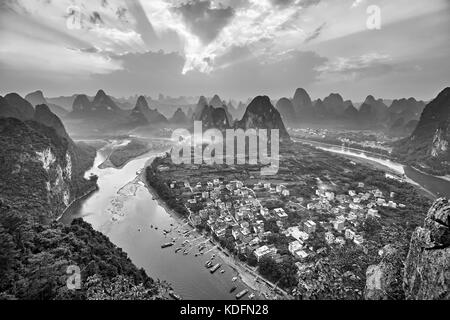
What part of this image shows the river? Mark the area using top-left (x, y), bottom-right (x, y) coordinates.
top-left (295, 139), bottom-right (450, 199)
top-left (60, 137), bottom-right (449, 300)
top-left (60, 141), bottom-right (257, 300)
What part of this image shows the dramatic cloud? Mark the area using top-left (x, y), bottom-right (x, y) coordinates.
top-left (85, 49), bottom-right (325, 99)
top-left (0, 0), bottom-right (449, 100)
top-left (173, 0), bottom-right (235, 44)
top-left (316, 53), bottom-right (393, 80)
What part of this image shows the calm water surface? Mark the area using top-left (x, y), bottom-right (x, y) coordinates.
top-left (61, 143), bottom-right (253, 300)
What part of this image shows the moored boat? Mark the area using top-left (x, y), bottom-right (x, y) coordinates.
top-left (169, 290), bottom-right (182, 300)
top-left (161, 242), bottom-right (174, 248)
top-left (236, 289), bottom-right (248, 300)
top-left (210, 263), bottom-right (221, 273)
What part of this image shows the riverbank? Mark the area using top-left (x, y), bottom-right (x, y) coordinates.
top-left (138, 159), bottom-right (284, 300)
top-left (98, 139), bottom-right (151, 169)
top-left (57, 184), bottom-right (99, 221)
top-left (296, 139), bottom-right (446, 200)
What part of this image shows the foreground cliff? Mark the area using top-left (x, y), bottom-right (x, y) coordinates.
top-left (403, 198), bottom-right (449, 299)
top-left (0, 94), bottom-right (165, 300)
top-left (393, 87), bottom-right (450, 175)
top-left (365, 198), bottom-right (449, 300)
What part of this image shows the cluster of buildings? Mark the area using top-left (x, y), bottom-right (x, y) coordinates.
top-left (291, 128), bottom-right (394, 153)
top-left (170, 179), bottom-right (299, 264)
top-left (169, 176), bottom-right (407, 273)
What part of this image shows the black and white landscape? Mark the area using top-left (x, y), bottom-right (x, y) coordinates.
top-left (0, 0), bottom-right (449, 302)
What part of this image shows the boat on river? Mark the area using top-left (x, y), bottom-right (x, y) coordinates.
top-left (169, 291), bottom-right (182, 300)
top-left (210, 264), bottom-right (221, 273)
top-left (236, 289), bottom-right (248, 300)
top-left (161, 242), bottom-right (174, 248)
top-left (229, 286), bottom-right (237, 293)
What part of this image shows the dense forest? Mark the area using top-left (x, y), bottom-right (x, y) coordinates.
top-left (0, 115), bottom-right (164, 300)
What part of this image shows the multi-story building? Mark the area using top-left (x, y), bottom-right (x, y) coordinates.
top-left (254, 245), bottom-right (277, 261)
top-left (304, 220), bottom-right (317, 234)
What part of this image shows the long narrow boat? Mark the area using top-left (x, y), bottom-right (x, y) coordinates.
top-left (236, 289), bottom-right (248, 300)
top-left (169, 291), bottom-right (182, 300)
top-left (210, 263), bottom-right (221, 273)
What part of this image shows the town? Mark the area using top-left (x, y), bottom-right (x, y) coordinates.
top-left (147, 142), bottom-right (430, 298)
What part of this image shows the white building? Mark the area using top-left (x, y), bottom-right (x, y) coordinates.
top-left (325, 191), bottom-right (335, 201)
top-left (367, 208), bottom-right (380, 218)
top-left (274, 208), bottom-right (288, 219)
top-left (254, 245), bottom-right (277, 261)
top-left (345, 228), bottom-right (356, 240)
top-left (353, 235), bottom-right (364, 245)
top-left (288, 240), bottom-right (303, 255)
top-left (294, 250), bottom-right (309, 259)
top-left (333, 217), bottom-right (345, 232)
top-left (304, 220), bottom-right (317, 234)
top-left (286, 226), bottom-right (309, 241)
top-left (325, 231), bottom-right (335, 245)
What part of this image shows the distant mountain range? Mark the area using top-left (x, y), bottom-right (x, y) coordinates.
top-left (0, 92), bottom-right (163, 299)
top-left (190, 94), bottom-right (290, 141)
top-left (274, 88), bottom-right (427, 135)
top-left (25, 90), bottom-right (69, 118)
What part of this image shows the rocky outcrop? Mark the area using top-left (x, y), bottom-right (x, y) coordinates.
top-left (208, 94), bottom-right (233, 124)
top-left (0, 96), bottom-right (25, 120)
top-left (209, 94), bottom-right (224, 108)
top-left (197, 105), bottom-right (230, 131)
top-left (276, 98), bottom-right (296, 124)
top-left (72, 94), bottom-right (93, 113)
top-left (129, 96), bottom-right (167, 125)
top-left (25, 90), bottom-right (47, 106)
top-left (193, 96), bottom-right (208, 120)
top-left (235, 96), bottom-right (290, 142)
top-left (364, 95), bottom-right (388, 121)
top-left (92, 89), bottom-right (121, 112)
top-left (4, 93), bottom-right (35, 119)
top-left (388, 98), bottom-right (425, 125)
top-left (403, 198), bottom-right (450, 300)
top-left (323, 93), bottom-right (346, 115)
top-left (170, 107), bottom-right (189, 124)
top-left (25, 90), bottom-right (68, 118)
top-left (292, 88), bottom-right (313, 120)
top-left (0, 117), bottom-right (94, 221)
top-left (364, 244), bottom-right (404, 300)
top-left (343, 104), bottom-right (359, 121)
top-left (393, 87), bottom-right (450, 174)
top-left (34, 104), bottom-right (71, 141)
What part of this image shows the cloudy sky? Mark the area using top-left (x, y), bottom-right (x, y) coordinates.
top-left (0, 0), bottom-right (449, 101)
